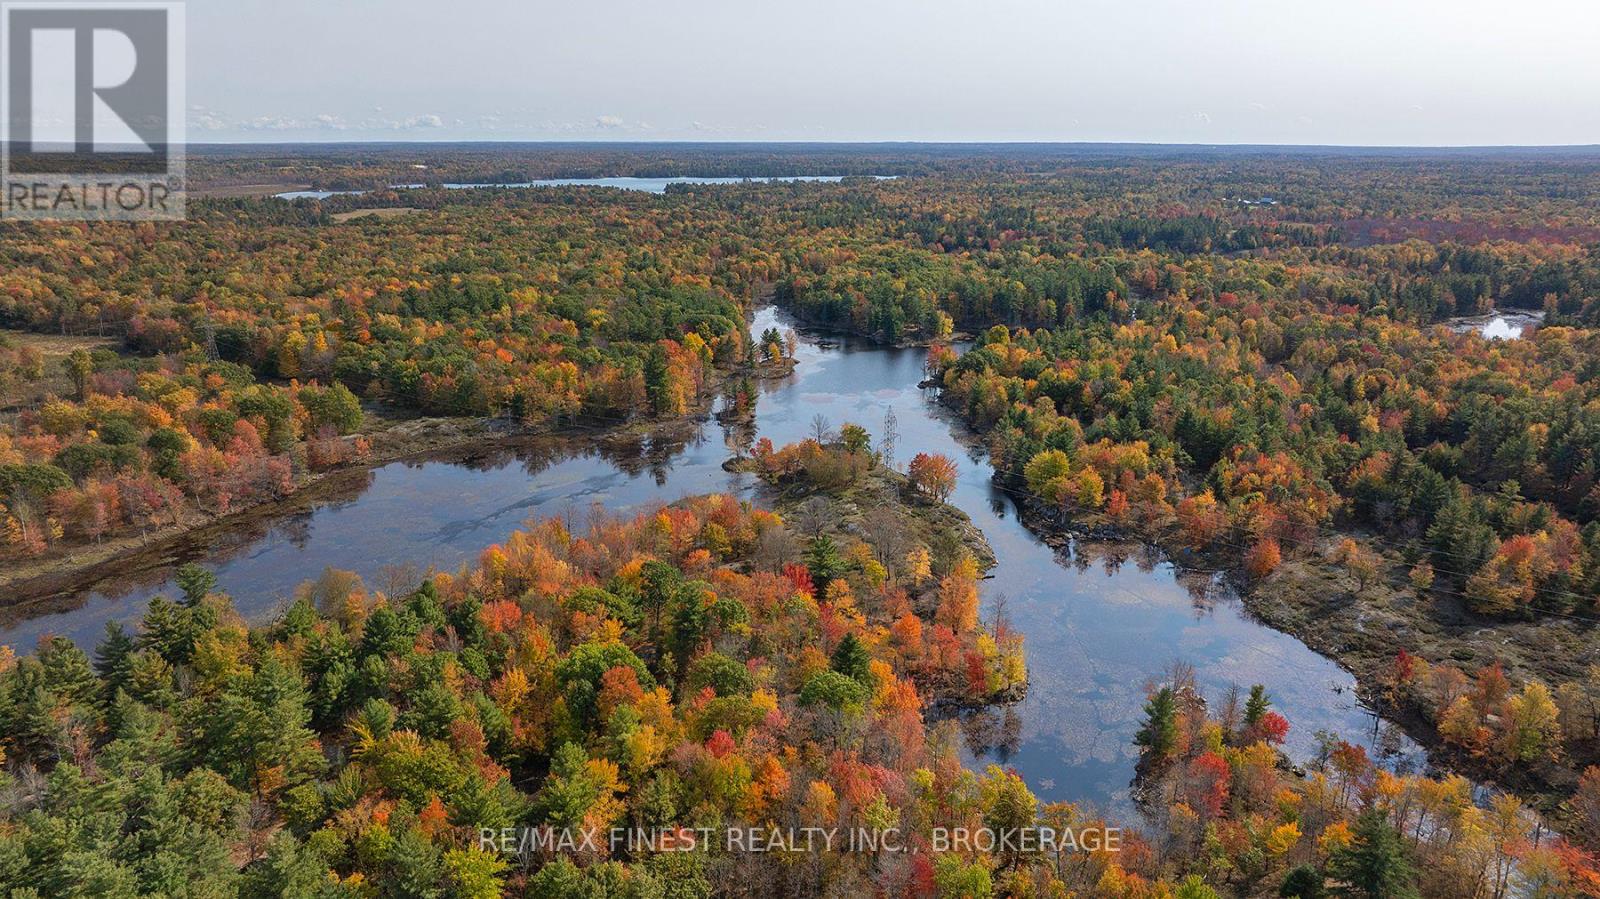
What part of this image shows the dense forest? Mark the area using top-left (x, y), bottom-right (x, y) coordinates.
top-left (4, 145), bottom-right (1600, 895)
top-left (0, 437), bottom-right (1043, 897)
top-left (6, 477), bottom-right (1595, 896)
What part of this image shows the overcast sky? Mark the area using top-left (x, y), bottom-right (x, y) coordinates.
top-left (187, 0), bottom-right (1600, 145)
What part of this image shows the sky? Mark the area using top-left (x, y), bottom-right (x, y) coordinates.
top-left (186, 0), bottom-right (1600, 146)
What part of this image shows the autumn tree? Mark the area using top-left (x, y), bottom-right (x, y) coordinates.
top-left (908, 452), bottom-right (957, 503)
top-left (1246, 537), bottom-right (1283, 579)
top-left (1333, 538), bottom-right (1381, 593)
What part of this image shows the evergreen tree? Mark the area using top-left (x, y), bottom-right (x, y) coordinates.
top-left (643, 343), bottom-right (674, 416)
top-left (639, 560), bottom-right (683, 659)
top-left (804, 534), bottom-right (848, 593)
top-left (241, 832), bottom-right (333, 899)
top-left (669, 584), bottom-right (710, 665)
top-left (37, 636), bottom-right (98, 708)
top-left (830, 633), bottom-right (872, 684)
top-left (93, 621), bottom-right (138, 699)
top-left (1175, 874), bottom-right (1222, 899)
top-left (188, 657), bottom-right (324, 797)
top-left (1245, 684), bottom-right (1272, 727)
top-left (1280, 865), bottom-right (1327, 898)
top-left (1135, 687), bottom-right (1180, 761)
top-left (384, 825), bottom-right (446, 899)
top-left (358, 605), bottom-right (414, 659)
top-left (175, 563), bottom-right (217, 607)
top-left (1328, 808), bottom-right (1419, 898)
top-left (139, 596), bottom-right (212, 665)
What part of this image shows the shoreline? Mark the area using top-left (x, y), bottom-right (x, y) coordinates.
top-left (1004, 483), bottom-right (1573, 816)
top-left (927, 374), bottom-right (1581, 828)
top-left (782, 300), bottom-right (1578, 826)
top-left (740, 447), bottom-right (1026, 709)
top-left (6, 298), bottom-right (1575, 827)
top-left (0, 356), bottom-right (775, 621)
top-left (0, 414), bottom-right (502, 605)
top-left (768, 296), bottom-right (972, 348)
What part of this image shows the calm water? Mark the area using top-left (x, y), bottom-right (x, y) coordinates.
top-left (2, 307), bottom-right (1421, 820)
top-left (1447, 309), bottom-right (1545, 340)
top-left (274, 176), bottom-right (887, 201)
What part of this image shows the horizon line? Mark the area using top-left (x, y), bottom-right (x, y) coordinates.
top-left (181, 138), bottom-right (1600, 152)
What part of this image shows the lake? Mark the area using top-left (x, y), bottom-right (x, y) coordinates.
top-left (0, 306), bottom-right (1423, 821)
top-left (1447, 309), bottom-right (1545, 340)
top-left (274, 175), bottom-right (890, 201)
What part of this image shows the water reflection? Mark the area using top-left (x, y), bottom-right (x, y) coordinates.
top-left (1, 306), bottom-right (1427, 821)
top-left (1447, 309), bottom-right (1545, 340)
top-left (274, 175), bottom-right (894, 201)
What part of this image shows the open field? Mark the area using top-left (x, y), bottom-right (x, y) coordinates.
top-left (330, 206), bottom-right (422, 222)
top-left (0, 330), bottom-right (121, 414)
top-left (0, 330), bottom-right (118, 356)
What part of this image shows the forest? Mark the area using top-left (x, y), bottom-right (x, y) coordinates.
top-left (7, 472), bottom-right (1594, 896)
top-left (4, 145), bottom-right (1600, 895)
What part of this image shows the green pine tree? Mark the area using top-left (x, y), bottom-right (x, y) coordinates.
top-left (830, 633), bottom-right (872, 684)
top-left (1245, 684), bottom-right (1271, 727)
top-left (1280, 865), bottom-right (1327, 898)
top-left (1328, 808), bottom-right (1419, 898)
top-left (1135, 687), bottom-right (1180, 761)
top-left (804, 534), bottom-right (848, 593)
top-left (93, 622), bottom-right (137, 699)
top-left (175, 563), bottom-right (217, 607)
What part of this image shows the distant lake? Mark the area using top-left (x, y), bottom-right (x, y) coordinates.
top-left (274, 175), bottom-right (892, 201)
top-left (1446, 309), bottom-right (1545, 340)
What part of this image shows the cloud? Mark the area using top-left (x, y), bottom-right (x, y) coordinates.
top-left (189, 104), bottom-right (230, 131)
top-left (189, 108), bottom-right (352, 132)
top-left (240, 115), bottom-right (310, 131)
top-left (189, 107), bottom-right (682, 138)
top-left (184, 108), bottom-right (453, 135)
top-left (351, 112), bottom-right (444, 131)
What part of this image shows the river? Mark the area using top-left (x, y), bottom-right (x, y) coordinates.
top-left (0, 306), bottom-right (1423, 821)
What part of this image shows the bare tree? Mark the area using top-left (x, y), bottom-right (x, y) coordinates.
top-left (988, 591), bottom-right (1011, 642)
top-left (377, 562), bottom-right (422, 600)
top-left (1217, 684), bottom-right (1243, 739)
top-left (793, 496), bottom-right (832, 539)
top-left (753, 526), bottom-right (800, 572)
top-left (1164, 659), bottom-right (1200, 711)
top-left (303, 567), bottom-right (367, 621)
top-left (810, 413), bottom-right (834, 444)
top-left (863, 507), bottom-right (909, 574)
